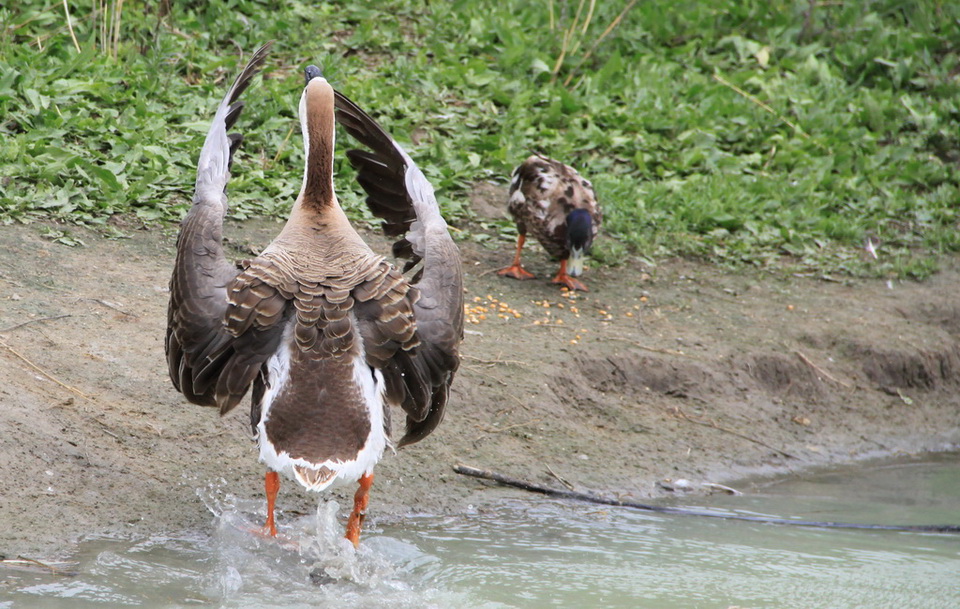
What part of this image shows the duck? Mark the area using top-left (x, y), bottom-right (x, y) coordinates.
top-left (497, 154), bottom-right (602, 291)
top-left (165, 44), bottom-right (463, 547)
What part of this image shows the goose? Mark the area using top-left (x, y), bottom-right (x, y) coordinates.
top-left (497, 154), bottom-right (602, 291)
top-left (166, 44), bottom-right (463, 547)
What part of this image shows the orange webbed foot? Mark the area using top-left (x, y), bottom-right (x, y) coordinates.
top-left (263, 471), bottom-right (280, 537)
top-left (497, 264), bottom-right (536, 281)
top-left (551, 272), bottom-right (589, 292)
top-left (344, 473), bottom-right (374, 548)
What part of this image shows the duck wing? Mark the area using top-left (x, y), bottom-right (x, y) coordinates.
top-left (166, 43), bottom-right (282, 414)
top-left (334, 91), bottom-right (464, 447)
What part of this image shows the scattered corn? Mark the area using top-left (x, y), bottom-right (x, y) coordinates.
top-left (464, 295), bottom-right (524, 324)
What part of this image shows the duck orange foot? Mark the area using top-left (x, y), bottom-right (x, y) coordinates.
top-left (497, 264), bottom-right (536, 280)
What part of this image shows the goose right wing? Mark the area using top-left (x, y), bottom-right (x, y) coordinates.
top-left (334, 91), bottom-right (464, 447)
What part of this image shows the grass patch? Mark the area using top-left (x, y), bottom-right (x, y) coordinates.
top-left (2, 0), bottom-right (959, 277)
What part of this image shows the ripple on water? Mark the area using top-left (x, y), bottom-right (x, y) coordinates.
top-left (2, 457), bottom-right (959, 609)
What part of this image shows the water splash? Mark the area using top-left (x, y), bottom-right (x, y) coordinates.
top-left (195, 481), bottom-right (440, 607)
top-left (12, 457), bottom-right (956, 608)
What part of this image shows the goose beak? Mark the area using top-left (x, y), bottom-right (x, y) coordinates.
top-left (567, 246), bottom-right (585, 277)
top-left (304, 65), bottom-right (324, 84)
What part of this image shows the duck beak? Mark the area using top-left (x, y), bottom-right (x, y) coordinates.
top-left (568, 246), bottom-right (585, 277)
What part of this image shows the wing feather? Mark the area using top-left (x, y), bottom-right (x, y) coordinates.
top-left (334, 90), bottom-right (464, 446)
top-left (165, 43), bottom-right (280, 414)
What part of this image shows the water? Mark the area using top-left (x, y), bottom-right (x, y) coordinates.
top-left (2, 455), bottom-right (958, 609)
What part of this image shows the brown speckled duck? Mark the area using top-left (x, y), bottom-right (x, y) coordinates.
top-left (497, 154), bottom-right (602, 291)
top-left (166, 45), bottom-right (463, 547)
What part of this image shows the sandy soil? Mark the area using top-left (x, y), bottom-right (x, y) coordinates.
top-left (1, 214), bottom-right (958, 558)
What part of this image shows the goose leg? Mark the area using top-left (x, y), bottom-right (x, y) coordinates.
top-left (497, 234), bottom-right (536, 280)
top-left (551, 259), bottom-right (589, 292)
top-left (263, 471), bottom-right (280, 537)
top-left (345, 473), bottom-right (374, 548)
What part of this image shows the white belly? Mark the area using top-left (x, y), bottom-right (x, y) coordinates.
top-left (254, 331), bottom-right (389, 492)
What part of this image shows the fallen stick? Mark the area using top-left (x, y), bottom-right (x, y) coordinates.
top-left (713, 72), bottom-right (810, 140)
top-left (794, 349), bottom-right (853, 389)
top-left (0, 339), bottom-right (95, 402)
top-left (453, 464), bottom-right (960, 534)
top-left (668, 406), bottom-right (799, 460)
top-left (0, 314), bottom-right (73, 333)
top-left (1, 555), bottom-right (78, 577)
top-left (605, 336), bottom-right (705, 361)
top-left (462, 354), bottom-right (532, 368)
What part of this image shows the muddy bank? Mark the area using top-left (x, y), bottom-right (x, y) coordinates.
top-left (1, 220), bottom-right (958, 557)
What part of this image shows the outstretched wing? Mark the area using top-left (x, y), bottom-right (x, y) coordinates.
top-left (334, 91), bottom-right (464, 447)
top-left (166, 43), bottom-right (281, 413)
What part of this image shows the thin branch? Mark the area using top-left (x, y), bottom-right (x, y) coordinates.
top-left (568, 0), bottom-right (598, 57)
top-left (61, 0), bottom-right (81, 53)
top-left (100, 0), bottom-right (108, 54)
top-left (563, 0), bottom-right (639, 87)
top-left (0, 339), bottom-right (96, 403)
top-left (478, 418), bottom-right (542, 435)
top-left (551, 0), bottom-right (588, 82)
top-left (271, 123), bottom-right (297, 165)
top-left (82, 298), bottom-right (136, 317)
top-left (3, 555), bottom-right (78, 577)
top-left (0, 314), bottom-right (73, 333)
top-left (112, 0), bottom-right (125, 59)
top-left (477, 266), bottom-right (505, 278)
top-left (580, 0), bottom-right (597, 35)
top-left (462, 365), bottom-right (508, 386)
top-left (668, 406), bottom-right (800, 460)
top-left (462, 354), bottom-right (532, 367)
top-left (793, 349), bottom-right (853, 389)
top-left (0, 275), bottom-right (25, 287)
top-left (545, 464), bottom-right (575, 490)
top-left (453, 464), bottom-right (960, 533)
top-left (604, 336), bottom-right (705, 360)
top-left (712, 73), bottom-right (810, 139)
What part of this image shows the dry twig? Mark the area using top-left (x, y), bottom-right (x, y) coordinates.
top-left (1, 555), bottom-right (78, 577)
top-left (564, 0), bottom-right (640, 87)
top-left (462, 365), bottom-right (508, 386)
top-left (546, 464), bottom-right (575, 490)
top-left (453, 464), bottom-right (960, 533)
top-left (605, 336), bottom-right (705, 360)
top-left (82, 298), bottom-right (136, 317)
top-left (713, 73), bottom-right (811, 140)
top-left (0, 339), bottom-right (95, 402)
top-left (793, 349), bottom-right (853, 389)
top-left (271, 123), bottom-right (297, 165)
top-left (478, 418), bottom-right (542, 435)
top-left (0, 314), bottom-right (73, 333)
top-left (668, 406), bottom-right (799, 460)
top-left (463, 354), bottom-right (531, 368)
top-left (61, 0), bottom-right (81, 52)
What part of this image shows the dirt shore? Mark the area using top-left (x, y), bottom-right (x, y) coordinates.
top-left (1, 218), bottom-right (958, 558)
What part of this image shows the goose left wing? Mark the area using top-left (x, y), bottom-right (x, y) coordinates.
top-left (334, 90), bottom-right (464, 447)
top-left (166, 44), bottom-right (284, 414)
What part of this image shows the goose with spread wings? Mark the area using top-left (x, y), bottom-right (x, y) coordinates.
top-left (166, 45), bottom-right (463, 547)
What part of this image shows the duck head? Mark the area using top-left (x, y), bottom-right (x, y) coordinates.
top-left (565, 208), bottom-right (593, 277)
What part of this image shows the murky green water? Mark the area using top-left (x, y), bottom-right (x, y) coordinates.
top-left (2, 455), bottom-right (958, 609)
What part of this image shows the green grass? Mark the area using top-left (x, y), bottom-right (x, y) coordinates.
top-left (2, 0), bottom-right (959, 278)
